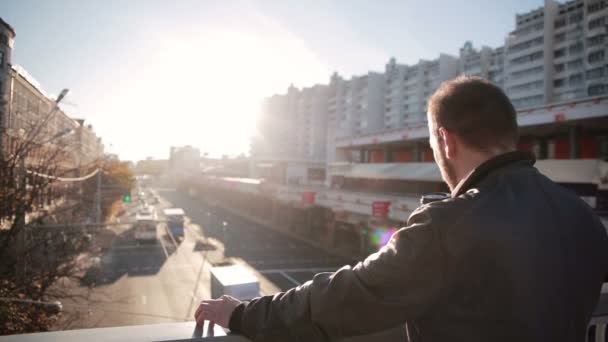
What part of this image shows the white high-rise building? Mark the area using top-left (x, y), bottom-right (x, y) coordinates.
top-left (488, 46), bottom-right (506, 88)
top-left (255, 0), bottom-right (607, 171)
top-left (252, 84), bottom-right (328, 162)
top-left (458, 41), bottom-right (506, 88)
top-left (383, 54), bottom-right (459, 129)
top-left (504, 2), bottom-right (557, 109)
top-left (582, 0), bottom-right (607, 97)
top-left (294, 84), bottom-right (329, 161)
top-left (504, 0), bottom-right (608, 108)
top-left (330, 72), bottom-right (385, 139)
top-left (251, 93), bottom-right (290, 160)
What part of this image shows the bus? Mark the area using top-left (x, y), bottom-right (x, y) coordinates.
top-left (134, 213), bottom-right (157, 242)
top-left (163, 208), bottom-right (185, 239)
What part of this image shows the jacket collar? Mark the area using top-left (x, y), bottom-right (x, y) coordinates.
top-left (451, 150), bottom-right (536, 198)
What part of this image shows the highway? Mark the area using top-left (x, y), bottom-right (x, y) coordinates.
top-left (57, 186), bottom-right (353, 330)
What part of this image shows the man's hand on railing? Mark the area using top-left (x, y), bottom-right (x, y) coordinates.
top-left (195, 295), bottom-right (242, 329)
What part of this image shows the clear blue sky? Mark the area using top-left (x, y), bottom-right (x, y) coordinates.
top-left (1, 0), bottom-right (544, 162)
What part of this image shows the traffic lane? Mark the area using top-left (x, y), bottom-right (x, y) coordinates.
top-left (76, 232), bottom-right (211, 328)
top-left (65, 214), bottom-right (213, 329)
top-left (157, 188), bottom-right (355, 291)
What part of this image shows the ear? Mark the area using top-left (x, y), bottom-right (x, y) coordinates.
top-left (439, 127), bottom-right (457, 159)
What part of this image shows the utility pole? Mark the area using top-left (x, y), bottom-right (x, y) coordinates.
top-left (95, 170), bottom-right (102, 224)
top-left (16, 155), bottom-right (27, 280)
top-left (0, 98), bottom-right (5, 162)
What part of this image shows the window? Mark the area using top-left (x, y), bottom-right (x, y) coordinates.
top-left (555, 63), bottom-right (565, 73)
top-left (568, 42), bottom-right (584, 55)
top-left (588, 1), bottom-right (606, 14)
top-left (589, 50), bottom-right (605, 63)
top-left (589, 16), bottom-right (606, 30)
top-left (569, 73), bottom-right (584, 87)
top-left (511, 94), bottom-right (544, 108)
top-left (514, 21), bottom-right (544, 36)
top-left (588, 35), bottom-right (605, 47)
top-left (510, 51), bottom-right (543, 65)
top-left (555, 32), bottom-right (566, 43)
top-left (554, 48), bottom-right (566, 58)
top-left (509, 36), bottom-right (543, 53)
top-left (488, 70), bottom-right (503, 81)
top-left (508, 80), bottom-right (544, 93)
top-left (510, 65), bottom-right (543, 79)
top-left (554, 79), bottom-right (565, 87)
top-left (555, 18), bottom-right (567, 28)
top-left (567, 27), bottom-right (583, 40)
top-left (0, 50), bottom-right (4, 67)
top-left (569, 11), bottom-right (583, 24)
top-left (589, 84), bottom-right (606, 96)
top-left (586, 67), bottom-right (605, 79)
top-left (567, 58), bottom-right (583, 70)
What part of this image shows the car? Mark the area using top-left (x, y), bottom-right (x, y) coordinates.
top-left (138, 205), bottom-right (156, 218)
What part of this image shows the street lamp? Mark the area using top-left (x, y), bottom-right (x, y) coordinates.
top-left (55, 88), bottom-right (70, 105)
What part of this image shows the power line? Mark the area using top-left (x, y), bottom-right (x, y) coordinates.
top-left (26, 168), bottom-right (100, 182)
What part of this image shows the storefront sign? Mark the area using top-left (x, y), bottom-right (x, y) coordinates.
top-left (372, 201), bottom-right (391, 218)
top-left (302, 192), bottom-right (316, 205)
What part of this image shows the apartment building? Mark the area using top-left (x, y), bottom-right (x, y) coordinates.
top-left (328, 72), bottom-right (385, 139)
top-left (504, 0), bottom-right (607, 108)
top-left (384, 54), bottom-right (459, 130)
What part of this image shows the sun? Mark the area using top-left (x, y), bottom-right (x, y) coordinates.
top-left (102, 27), bottom-right (329, 160)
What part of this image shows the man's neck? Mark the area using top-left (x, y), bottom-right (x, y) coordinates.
top-left (453, 149), bottom-right (512, 187)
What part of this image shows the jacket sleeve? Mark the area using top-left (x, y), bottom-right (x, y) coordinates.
top-left (229, 205), bottom-right (447, 342)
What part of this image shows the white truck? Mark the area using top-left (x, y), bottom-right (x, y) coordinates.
top-left (134, 213), bottom-right (157, 242)
top-left (210, 265), bottom-right (260, 300)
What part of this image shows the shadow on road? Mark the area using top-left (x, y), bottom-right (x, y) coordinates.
top-left (81, 225), bottom-right (175, 286)
top-left (159, 189), bottom-right (354, 275)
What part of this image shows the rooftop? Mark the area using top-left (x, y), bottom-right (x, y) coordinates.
top-left (0, 17), bottom-right (16, 37)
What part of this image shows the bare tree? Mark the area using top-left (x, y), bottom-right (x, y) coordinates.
top-left (0, 105), bottom-right (133, 334)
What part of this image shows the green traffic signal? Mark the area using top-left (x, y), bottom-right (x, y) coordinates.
top-left (123, 194), bottom-right (131, 202)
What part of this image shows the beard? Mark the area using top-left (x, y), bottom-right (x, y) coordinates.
top-left (435, 147), bottom-right (458, 191)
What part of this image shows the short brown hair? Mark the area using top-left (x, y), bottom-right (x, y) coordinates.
top-left (427, 75), bottom-right (518, 151)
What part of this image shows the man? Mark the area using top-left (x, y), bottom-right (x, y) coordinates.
top-left (195, 76), bottom-right (608, 341)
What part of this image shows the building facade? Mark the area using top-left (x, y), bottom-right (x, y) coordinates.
top-left (0, 17), bottom-right (104, 169)
top-left (384, 54), bottom-right (459, 130)
top-left (503, 0), bottom-right (608, 108)
top-left (169, 145), bottom-right (201, 172)
top-left (0, 18), bottom-right (15, 158)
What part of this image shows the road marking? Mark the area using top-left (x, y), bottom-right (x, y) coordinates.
top-left (279, 271), bottom-right (301, 286)
top-left (164, 225), bottom-right (180, 252)
top-left (159, 231), bottom-right (172, 260)
top-left (141, 295), bottom-right (147, 305)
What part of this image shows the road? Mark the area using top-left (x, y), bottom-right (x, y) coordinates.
top-left (58, 186), bottom-right (353, 330)
top-left (160, 189), bottom-right (354, 290)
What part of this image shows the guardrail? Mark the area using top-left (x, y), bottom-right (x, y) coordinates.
top-left (1, 321), bottom-right (251, 342)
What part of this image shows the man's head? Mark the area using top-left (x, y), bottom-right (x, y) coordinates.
top-left (427, 75), bottom-right (518, 190)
